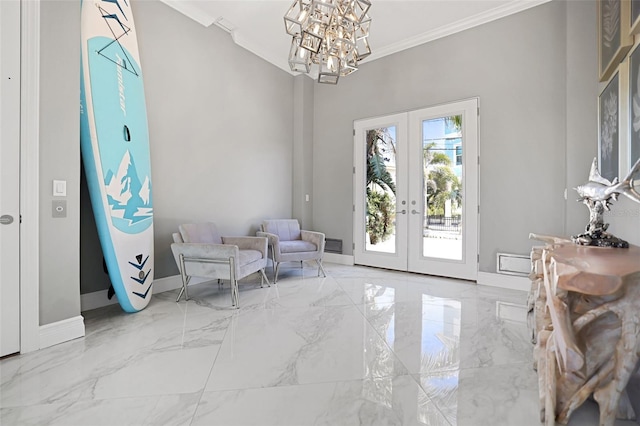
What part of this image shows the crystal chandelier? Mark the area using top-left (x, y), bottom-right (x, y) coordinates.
top-left (284, 0), bottom-right (372, 84)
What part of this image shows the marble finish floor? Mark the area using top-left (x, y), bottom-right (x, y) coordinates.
top-left (1, 263), bottom-right (636, 425)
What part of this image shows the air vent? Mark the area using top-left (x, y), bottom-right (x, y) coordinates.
top-left (496, 252), bottom-right (530, 276)
top-left (325, 238), bottom-right (342, 254)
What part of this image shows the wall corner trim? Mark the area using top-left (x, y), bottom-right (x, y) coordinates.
top-left (20, 0), bottom-right (41, 354)
top-left (477, 271), bottom-right (530, 292)
top-left (39, 315), bottom-right (85, 350)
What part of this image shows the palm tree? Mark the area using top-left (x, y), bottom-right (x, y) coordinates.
top-left (366, 128), bottom-right (396, 244)
top-left (446, 115), bottom-right (462, 132)
top-left (423, 142), bottom-right (461, 217)
top-left (366, 128), bottom-right (396, 193)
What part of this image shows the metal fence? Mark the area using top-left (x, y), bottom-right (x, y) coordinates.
top-left (426, 215), bottom-right (461, 232)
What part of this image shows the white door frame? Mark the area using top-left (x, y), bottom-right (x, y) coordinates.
top-left (1, 0), bottom-right (22, 357)
top-left (19, 0), bottom-right (41, 354)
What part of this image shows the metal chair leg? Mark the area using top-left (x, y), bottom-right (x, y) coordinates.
top-left (230, 279), bottom-right (239, 308)
top-left (274, 262), bottom-right (281, 283)
top-left (317, 259), bottom-right (327, 277)
top-left (260, 269), bottom-right (271, 287)
top-left (177, 254), bottom-right (191, 302)
top-left (229, 257), bottom-right (239, 309)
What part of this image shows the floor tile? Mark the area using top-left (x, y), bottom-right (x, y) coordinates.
top-left (205, 305), bottom-right (408, 391)
top-left (193, 376), bottom-right (450, 426)
top-left (0, 392), bottom-right (200, 426)
top-left (415, 362), bottom-right (539, 426)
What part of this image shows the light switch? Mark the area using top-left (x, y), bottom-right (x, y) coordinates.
top-left (53, 180), bottom-right (66, 197)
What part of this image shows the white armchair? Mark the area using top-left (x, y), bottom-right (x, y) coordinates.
top-left (257, 219), bottom-right (326, 283)
top-left (170, 223), bottom-right (269, 308)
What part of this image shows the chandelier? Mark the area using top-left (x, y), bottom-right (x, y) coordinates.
top-left (284, 0), bottom-right (372, 84)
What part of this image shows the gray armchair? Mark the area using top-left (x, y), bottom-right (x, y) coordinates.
top-left (170, 223), bottom-right (269, 308)
top-left (257, 219), bottom-right (326, 283)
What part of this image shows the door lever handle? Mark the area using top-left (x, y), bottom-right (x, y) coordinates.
top-left (411, 210), bottom-right (420, 215)
top-left (396, 209), bottom-right (406, 214)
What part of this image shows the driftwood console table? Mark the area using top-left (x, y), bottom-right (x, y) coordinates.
top-left (527, 235), bottom-right (640, 426)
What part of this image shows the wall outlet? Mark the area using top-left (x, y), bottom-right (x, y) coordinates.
top-left (52, 200), bottom-right (66, 218)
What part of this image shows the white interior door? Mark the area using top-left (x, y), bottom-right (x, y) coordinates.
top-left (354, 99), bottom-right (478, 281)
top-left (1, 0), bottom-right (21, 357)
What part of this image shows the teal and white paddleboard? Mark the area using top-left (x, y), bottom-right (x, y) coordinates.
top-left (80, 0), bottom-right (153, 312)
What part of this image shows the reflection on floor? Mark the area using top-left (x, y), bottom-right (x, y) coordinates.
top-left (1, 263), bottom-right (636, 425)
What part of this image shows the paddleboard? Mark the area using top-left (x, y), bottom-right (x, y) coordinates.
top-left (80, 0), bottom-right (153, 312)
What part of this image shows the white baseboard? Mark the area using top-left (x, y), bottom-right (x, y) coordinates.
top-left (324, 253), bottom-right (354, 265)
top-left (477, 271), bottom-right (530, 292)
top-left (152, 274), bottom-right (184, 293)
top-left (80, 289), bottom-right (120, 312)
top-left (80, 275), bottom-right (204, 312)
top-left (39, 315), bottom-right (85, 350)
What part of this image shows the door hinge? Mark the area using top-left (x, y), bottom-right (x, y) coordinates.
top-left (477, 254), bottom-right (480, 263)
top-left (353, 204), bottom-right (355, 212)
top-left (353, 129), bottom-right (355, 136)
top-left (353, 242), bottom-right (355, 250)
top-left (478, 205), bottom-right (480, 214)
top-left (477, 107), bottom-right (480, 116)
top-left (478, 156), bottom-right (480, 165)
top-left (353, 166), bottom-right (356, 174)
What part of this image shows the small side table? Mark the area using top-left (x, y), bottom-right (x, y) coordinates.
top-left (527, 235), bottom-right (640, 426)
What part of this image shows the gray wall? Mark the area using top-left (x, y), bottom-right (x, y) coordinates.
top-left (565, 0), bottom-right (598, 239)
top-left (312, 1), bottom-right (568, 272)
top-left (139, 1), bottom-right (294, 279)
top-left (563, 0), bottom-right (640, 247)
top-left (79, 0), bottom-right (295, 294)
top-left (39, 0), bottom-right (81, 324)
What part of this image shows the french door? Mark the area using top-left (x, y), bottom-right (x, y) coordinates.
top-left (353, 99), bottom-right (478, 281)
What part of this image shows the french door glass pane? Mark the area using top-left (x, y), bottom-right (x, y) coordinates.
top-left (365, 126), bottom-right (397, 253)
top-left (422, 116), bottom-right (463, 260)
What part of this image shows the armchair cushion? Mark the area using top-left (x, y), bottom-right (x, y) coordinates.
top-left (280, 240), bottom-right (317, 253)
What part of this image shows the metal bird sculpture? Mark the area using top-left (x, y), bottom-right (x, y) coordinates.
top-left (572, 157), bottom-right (640, 248)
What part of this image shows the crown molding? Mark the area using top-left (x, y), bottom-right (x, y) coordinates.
top-left (232, 31), bottom-right (293, 74)
top-left (367, 0), bottom-right (552, 62)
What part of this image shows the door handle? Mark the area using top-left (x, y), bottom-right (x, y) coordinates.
top-left (0, 215), bottom-right (14, 225)
top-left (396, 209), bottom-right (406, 214)
top-left (411, 210), bottom-right (420, 215)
